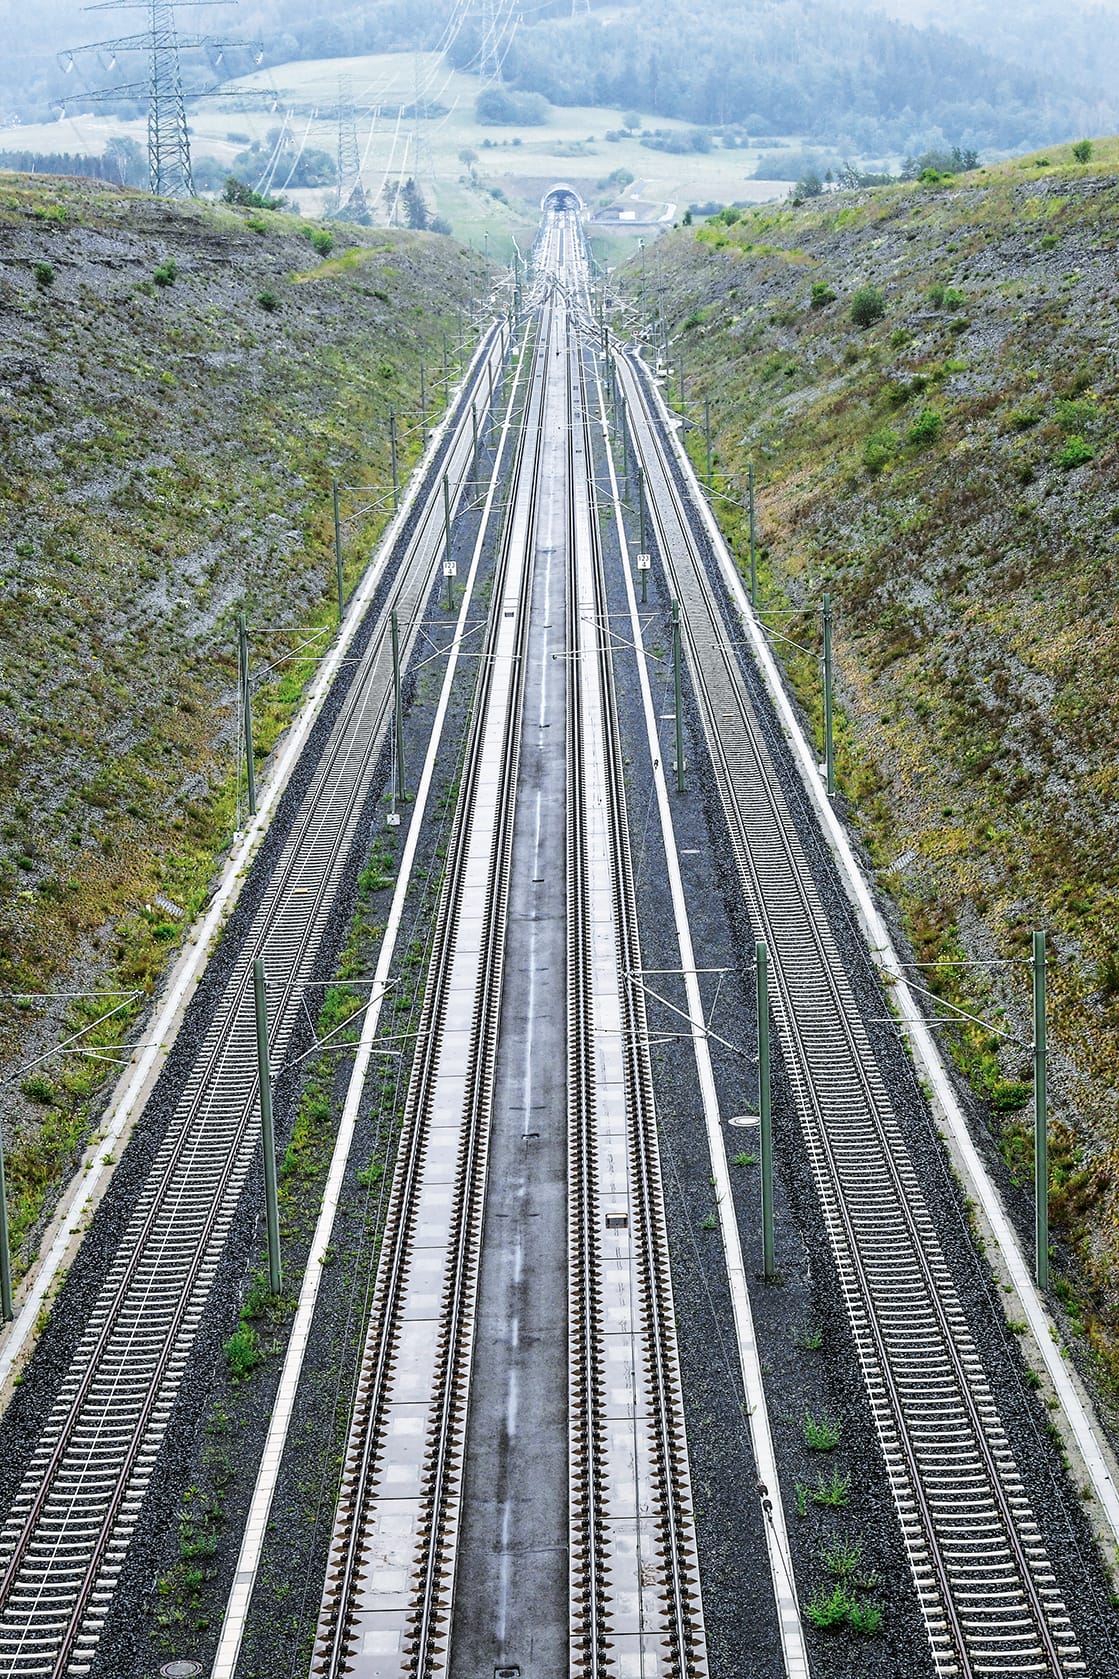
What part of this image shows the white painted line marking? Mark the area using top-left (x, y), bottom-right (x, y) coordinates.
top-left (638, 350), bottom-right (1119, 1557)
top-left (594, 359), bottom-right (810, 1679)
top-left (210, 329), bottom-right (524, 1678)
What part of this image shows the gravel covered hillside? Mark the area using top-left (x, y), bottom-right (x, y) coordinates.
top-left (631, 137), bottom-right (1119, 1404)
top-left (0, 173), bottom-right (487, 1267)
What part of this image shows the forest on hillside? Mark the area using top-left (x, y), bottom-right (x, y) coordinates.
top-left (476, 0), bottom-right (1110, 153)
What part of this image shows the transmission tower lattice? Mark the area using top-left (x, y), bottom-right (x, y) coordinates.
top-left (335, 75), bottom-right (371, 224)
top-left (62, 1), bottom-right (248, 198)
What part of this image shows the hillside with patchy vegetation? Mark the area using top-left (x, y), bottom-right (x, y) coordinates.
top-left (0, 173), bottom-right (486, 1269)
top-left (635, 137), bottom-right (1119, 1401)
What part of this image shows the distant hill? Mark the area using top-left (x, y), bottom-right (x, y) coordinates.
top-left (472, 0), bottom-right (1110, 155)
top-left (3, 0), bottom-right (1115, 158)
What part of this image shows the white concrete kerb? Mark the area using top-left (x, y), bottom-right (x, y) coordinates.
top-left (211, 320), bottom-right (530, 1677)
top-left (595, 355), bottom-right (810, 1678)
top-left (0, 321), bottom-right (502, 1403)
top-left (636, 351), bottom-right (1119, 1558)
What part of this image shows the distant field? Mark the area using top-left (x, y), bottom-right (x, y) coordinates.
top-left (12, 49), bottom-right (791, 257)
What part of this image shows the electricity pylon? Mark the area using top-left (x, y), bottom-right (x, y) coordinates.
top-left (335, 75), bottom-right (371, 223)
top-left (61, 1), bottom-right (256, 199)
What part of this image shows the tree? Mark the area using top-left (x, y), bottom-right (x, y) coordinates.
top-left (222, 176), bottom-right (287, 212)
top-left (1072, 139), bottom-right (1093, 163)
top-left (794, 167), bottom-right (824, 198)
top-left (850, 286), bottom-right (886, 328)
top-left (400, 177), bottom-right (431, 231)
top-left (103, 135), bottom-right (145, 187)
top-left (623, 110), bottom-right (642, 130)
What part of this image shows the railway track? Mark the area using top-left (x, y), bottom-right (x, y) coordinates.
top-left (313, 211), bottom-right (707, 1677)
top-left (567, 280), bottom-right (706, 1671)
top-left (311, 303), bottom-right (546, 1674)
top-left (0, 328), bottom-right (510, 1679)
top-left (616, 350), bottom-right (1085, 1678)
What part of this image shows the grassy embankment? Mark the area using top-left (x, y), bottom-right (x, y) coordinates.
top-left (631, 137), bottom-right (1119, 1401)
top-left (0, 171), bottom-right (487, 1273)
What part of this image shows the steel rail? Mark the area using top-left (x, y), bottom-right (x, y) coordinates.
top-left (567, 308), bottom-right (705, 1672)
top-left (617, 356), bottom-right (1079, 1679)
top-left (313, 306), bottom-right (553, 1676)
top-left (0, 329), bottom-right (513, 1679)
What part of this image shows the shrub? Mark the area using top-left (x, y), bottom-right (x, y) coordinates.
top-left (33, 261), bottom-right (54, 287)
top-left (475, 86), bottom-right (547, 125)
top-left (850, 285), bottom-right (885, 327)
top-left (1055, 397), bottom-right (1098, 435)
top-left (810, 280), bottom-right (836, 308)
top-left (152, 259), bottom-right (177, 287)
top-left (804, 1409), bottom-right (842, 1449)
top-left (929, 283), bottom-right (966, 309)
top-left (811, 1469), bottom-right (851, 1506)
top-left (223, 175), bottom-right (286, 211)
top-left (257, 290), bottom-right (279, 312)
top-left (848, 1601), bottom-right (884, 1635)
top-left (1057, 435), bottom-right (1093, 469)
top-left (307, 226), bottom-right (334, 257)
top-left (1041, 233), bottom-right (1059, 250)
top-left (822, 1538), bottom-right (863, 1578)
top-left (863, 428), bottom-right (898, 475)
top-left (1072, 139), bottom-right (1093, 163)
top-left (806, 1582), bottom-right (856, 1629)
top-left (1096, 950), bottom-right (1119, 1001)
top-left (907, 407), bottom-right (944, 448)
top-left (20, 1073), bottom-right (57, 1104)
top-left (223, 1325), bottom-right (261, 1380)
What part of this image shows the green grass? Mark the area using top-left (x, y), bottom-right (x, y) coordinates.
top-left (803, 1409), bottom-right (843, 1450)
top-left (0, 173), bottom-right (481, 1288)
top-left (640, 146), bottom-right (1119, 1395)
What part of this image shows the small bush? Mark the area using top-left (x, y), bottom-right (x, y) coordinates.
top-left (811, 1469), bottom-right (850, 1506)
top-left (1096, 950), bottom-right (1119, 1001)
top-left (152, 259), bottom-right (177, 287)
top-left (1041, 233), bottom-right (1059, 250)
top-left (33, 261), bottom-right (54, 287)
top-left (862, 427), bottom-right (898, 475)
top-left (257, 290), bottom-right (279, 312)
top-left (848, 1601), bottom-right (884, 1635)
top-left (804, 1409), bottom-right (842, 1450)
top-left (20, 1073), bottom-right (57, 1104)
top-left (850, 285), bottom-right (885, 328)
top-left (1055, 397), bottom-right (1098, 435)
top-left (822, 1537), bottom-right (863, 1578)
top-left (1072, 139), bottom-right (1093, 163)
top-left (1057, 435), bottom-right (1093, 470)
top-left (223, 1324), bottom-right (261, 1381)
top-left (810, 280), bottom-right (836, 309)
top-left (806, 1582), bottom-right (856, 1629)
top-left (907, 407), bottom-right (944, 448)
top-left (307, 226), bottom-right (334, 257)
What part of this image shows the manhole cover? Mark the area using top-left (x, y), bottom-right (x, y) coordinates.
top-left (160, 1663), bottom-right (204, 1679)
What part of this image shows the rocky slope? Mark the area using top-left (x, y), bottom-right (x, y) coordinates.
top-left (0, 173), bottom-right (487, 1267)
top-left (631, 135), bottom-right (1119, 1399)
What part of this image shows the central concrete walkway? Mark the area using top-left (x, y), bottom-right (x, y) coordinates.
top-left (449, 313), bottom-right (571, 1677)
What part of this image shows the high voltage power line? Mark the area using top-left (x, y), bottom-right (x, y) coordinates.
top-left (60, 0), bottom-right (260, 198)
